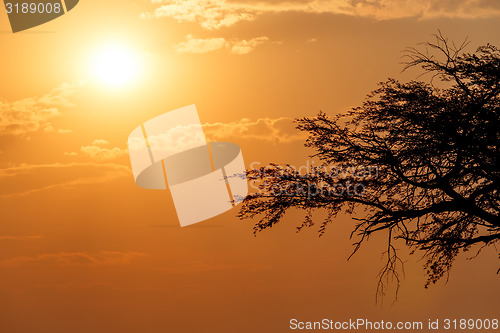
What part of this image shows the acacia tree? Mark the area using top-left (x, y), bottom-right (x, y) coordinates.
top-left (238, 34), bottom-right (500, 297)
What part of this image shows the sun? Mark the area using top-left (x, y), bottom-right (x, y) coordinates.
top-left (90, 44), bottom-right (140, 87)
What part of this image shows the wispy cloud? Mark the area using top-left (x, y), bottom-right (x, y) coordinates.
top-left (0, 162), bottom-right (131, 198)
top-left (79, 146), bottom-right (128, 160)
top-left (0, 117), bottom-right (301, 199)
top-left (65, 139), bottom-right (128, 160)
top-left (0, 83), bottom-right (79, 136)
top-left (92, 139), bottom-right (111, 146)
top-left (203, 117), bottom-right (305, 144)
top-left (230, 37), bottom-right (270, 55)
top-left (145, 0), bottom-right (255, 29)
top-left (173, 35), bottom-right (270, 54)
top-left (158, 261), bottom-right (271, 274)
top-left (174, 35), bottom-right (227, 53)
top-left (0, 251), bottom-right (147, 267)
top-left (0, 235), bottom-right (43, 241)
top-left (0, 162), bottom-right (130, 179)
top-left (57, 129), bottom-right (73, 134)
top-left (145, 0), bottom-right (500, 29)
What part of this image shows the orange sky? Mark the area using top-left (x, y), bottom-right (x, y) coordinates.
top-left (0, 1), bottom-right (499, 332)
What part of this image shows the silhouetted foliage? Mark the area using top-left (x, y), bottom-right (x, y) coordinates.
top-left (238, 33), bottom-right (500, 298)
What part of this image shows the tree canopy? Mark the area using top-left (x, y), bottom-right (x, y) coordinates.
top-left (238, 34), bottom-right (500, 297)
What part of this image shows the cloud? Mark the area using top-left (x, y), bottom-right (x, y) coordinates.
top-left (0, 117), bottom-right (301, 198)
top-left (202, 117), bottom-right (306, 144)
top-left (0, 162), bottom-right (131, 198)
top-left (65, 139), bottom-right (128, 160)
top-left (173, 35), bottom-right (270, 54)
top-left (92, 139), bottom-right (110, 146)
top-left (0, 83), bottom-right (79, 136)
top-left (0, 235), bottom-right (43, 241)
top-left (158, 261), bottom-right (271, 274)
top-left (230, 37), bottom-right (269, 55)
top-left (144, 124), bottom-right (207, 157)
top-left (0, 162), bottom-right (128, 179)
top-left (174, 35), bottom-right (227, 53)
top-left (79, 146), bottom-right (128, 160)
top-left (146, 0), bottom-right (500, 28)
top-left (0, 251), bottom-right (147, 267)
top-left (57, 129), bottom-right (73, 134)
top-left (145, 0), bottom-right (255, 29)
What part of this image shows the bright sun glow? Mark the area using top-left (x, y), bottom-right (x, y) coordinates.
top-left (91, 44), bottom-right (140, 87)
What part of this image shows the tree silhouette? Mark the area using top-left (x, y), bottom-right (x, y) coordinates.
top-left (238, 34), bottom-right (500, 298)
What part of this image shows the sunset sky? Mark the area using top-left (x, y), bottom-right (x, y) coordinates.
top-left (1, 1), bottom-right (499, 332)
